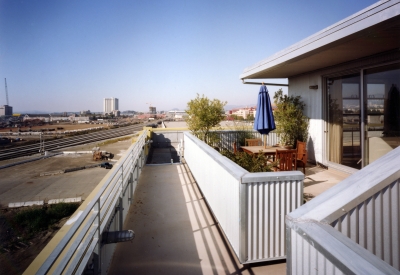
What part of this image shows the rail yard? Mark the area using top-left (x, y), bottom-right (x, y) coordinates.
top-left (0, 123), bottom-right (146, 161)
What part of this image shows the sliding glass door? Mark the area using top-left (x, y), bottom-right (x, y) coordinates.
top-left (327, 74), bottom-right (361, 169)
top-left (364, 63), bottom-right (400, 166)
top-left (326, 62), bottom-right (400, 169)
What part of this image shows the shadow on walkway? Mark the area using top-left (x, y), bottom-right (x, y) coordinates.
top-left (108, 163), bottom-right (286, 275)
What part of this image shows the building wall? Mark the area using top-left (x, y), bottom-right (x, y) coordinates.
top-left (149, 106), bottom-right (156, 114)
top-left (231, 107), bottom-right (255, 119)
top-left (289, 73), bottom-right (323, 164)
top-left (0, 105), bottom-right (13, 116)
top-left (50, 116), bottom-right (70, 122)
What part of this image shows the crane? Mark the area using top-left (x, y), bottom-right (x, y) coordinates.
top-left (4, 78), bottom-right (9, 105)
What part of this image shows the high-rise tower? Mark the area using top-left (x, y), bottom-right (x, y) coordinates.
top-left (103, 98), bottom-right (119, 114)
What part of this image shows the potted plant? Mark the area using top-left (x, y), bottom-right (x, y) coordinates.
top-left (273, 89), bottom-right (309, 148)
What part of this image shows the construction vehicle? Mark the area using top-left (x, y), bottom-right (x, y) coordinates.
top-left (92, 149), bottom-right (114, 161)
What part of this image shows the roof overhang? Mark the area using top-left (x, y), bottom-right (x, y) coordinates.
top-left (240, 0), bottom-right (400, 80)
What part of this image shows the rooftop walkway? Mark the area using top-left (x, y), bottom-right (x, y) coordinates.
top-left (108, 158), bottom-right (349, 274)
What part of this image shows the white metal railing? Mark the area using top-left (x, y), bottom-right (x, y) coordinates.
top-left (24, 130), bottom-right (148, 275)
top-left (184, 132), bottom-right (303, 264)
top-left (286, 146), bottom-right (400, 274)
top-left (206, 130), bottom-right (279, 152)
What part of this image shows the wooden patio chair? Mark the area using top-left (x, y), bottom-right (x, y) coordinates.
top-left (245, 138), bottom-right (262, 146)
top-left (296, 140), bottom-right (308, 174)
top-left (273, 149), bottom-right (297, 171)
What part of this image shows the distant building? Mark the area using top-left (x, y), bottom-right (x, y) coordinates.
top-left (168, 110), bottom-right (188, 120)
top-left (149, 106), bottom-right (156, 114)
top-left (80, 110), bottom-right (91, 115)
top-left (0, 105), bottom-right (13, 116)
top-left (71, 116), bottom-right (90, 123)
top-left (112, 110), bottom-right (120, 117)
top-left (230, 107), bottom-right (256, 119)
top-left (23, 114), bottom-right (50, 122)
top-left (103, 98), bottom-right (119, 114)
top-left (50, 116), bottom-right (70, 122)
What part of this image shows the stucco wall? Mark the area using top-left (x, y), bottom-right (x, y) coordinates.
top-left (288, 73), bottom-right (324, 164)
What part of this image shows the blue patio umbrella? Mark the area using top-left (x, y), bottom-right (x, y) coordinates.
top-left (254, 85), bottom-right (276, 148)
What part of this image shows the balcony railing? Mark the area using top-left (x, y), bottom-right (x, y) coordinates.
top-left (24, 130), bottom-right (148, 275)
top-left (205, 130), bottom-right (279, 152)
top-left (286, 146), bottom-right (400, 274)
top-left (184, 132), bottom-right (303, 263)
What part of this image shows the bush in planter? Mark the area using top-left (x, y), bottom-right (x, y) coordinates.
top-left (185, 94), bottom-right (226, 144)
top-left (221, 150), bottom-right (274, 172)
top-left (273, 89), bottom-right (309, 148)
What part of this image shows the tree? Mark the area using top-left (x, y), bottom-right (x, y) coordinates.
top-left (246, 114), bottom-right (255, 121)
top-left (185, 94), bottom-right (226, 142)
top-left (273, 89), bottom-right (309, 148)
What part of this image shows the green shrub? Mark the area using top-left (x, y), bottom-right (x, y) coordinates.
top-left (12, 203), bottom-right (80, 238)
top-left (221, 150), bottom-right (273, 172)
top-left (273, 89), bottom-right (309, 148)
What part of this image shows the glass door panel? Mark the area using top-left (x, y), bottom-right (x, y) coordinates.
top-left (327, 74), bottom-right (361, 169)
top-left (364, 63), bottom-right (400, 165)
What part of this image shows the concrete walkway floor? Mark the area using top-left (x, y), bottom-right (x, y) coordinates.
top-left (108, 160), bottom-right (350, 275)
top-left (303, 164), bottom-right (349, 199)
top-left (108, 163), bottom-right (286, 275)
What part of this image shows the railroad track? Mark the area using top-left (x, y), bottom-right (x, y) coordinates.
top-left (0, 124), bottom-right (147, 161)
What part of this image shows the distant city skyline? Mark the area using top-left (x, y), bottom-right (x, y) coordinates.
top-left (12, 103), bottom-right (257, 114)
top-left (0, 1), bottom-right (376, 113)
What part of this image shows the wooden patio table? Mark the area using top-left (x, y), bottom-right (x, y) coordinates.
top-left (241, 145), bottom-right (288, 156)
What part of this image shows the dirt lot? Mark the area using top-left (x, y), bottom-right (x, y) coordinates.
top-left (0, 137), bottom-right (134, 274)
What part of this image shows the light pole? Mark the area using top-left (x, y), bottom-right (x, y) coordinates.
top-left (39, 132), bottom-right (45, 154)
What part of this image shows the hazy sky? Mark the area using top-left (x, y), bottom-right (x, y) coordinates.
top-left (0, 0), bottom-right (376, 113)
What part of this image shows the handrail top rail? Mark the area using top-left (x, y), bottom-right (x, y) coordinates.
top-left (242, 171), bottom-right (304, 183)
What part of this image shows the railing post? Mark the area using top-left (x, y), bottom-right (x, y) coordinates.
top-left (118, 197), bottom-right (123, 231)
top-left (129, 172), bottom-right (133, 204)
top-left (94, 199), bottom-right (102, 275)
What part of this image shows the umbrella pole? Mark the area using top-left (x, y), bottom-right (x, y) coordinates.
top-left (264, 135), bottom-right (266, 149)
